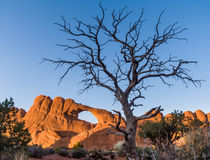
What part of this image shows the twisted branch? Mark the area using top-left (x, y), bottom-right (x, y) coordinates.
top-left (108, 110), bottom-right (128, 139)
top-left (135, 106), bottom-right (163, 121)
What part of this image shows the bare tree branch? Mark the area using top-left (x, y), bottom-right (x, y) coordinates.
top-left (135, 106), bottom-right (164, 121)
top-left (45, 6), bottom-right (201, 106)
top-left (108, 110), bottom-right (128, 137)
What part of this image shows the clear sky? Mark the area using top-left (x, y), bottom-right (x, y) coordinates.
top-left (0, 0), bottom-right (210, 123)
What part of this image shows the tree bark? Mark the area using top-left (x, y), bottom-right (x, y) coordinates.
top-left (125, 118), bottom-right (139, 160)
top-left (121, 99), bottom-right (139, 160)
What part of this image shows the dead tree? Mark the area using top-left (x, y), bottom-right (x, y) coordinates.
top-left (43, 5), bottom-right (201, 159)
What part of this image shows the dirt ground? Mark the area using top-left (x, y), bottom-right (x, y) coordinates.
top-left (29, 154), bottom-right (126, 160)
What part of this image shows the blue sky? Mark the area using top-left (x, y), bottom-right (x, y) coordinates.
top-left (0, 0), bottom-right (210, 123)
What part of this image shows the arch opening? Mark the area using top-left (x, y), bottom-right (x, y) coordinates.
top-left (78, 111), bottom-right (98, 124)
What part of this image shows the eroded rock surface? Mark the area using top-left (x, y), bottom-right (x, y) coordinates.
top-left (184, 111), bottom-right (196, 120)
top-left (207, 113), bottom-right (210, 124)
top-left (195, 110), bottom-right (208, 123)
top-left (17, 95), bottom-right (125, 148)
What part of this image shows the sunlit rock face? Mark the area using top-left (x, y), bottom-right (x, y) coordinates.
top-left (207, 113), bottom-right (210, 124)
top-left (165, 113), bottom-right (172, 120)
top-left (194, 109), bottom-right (208, 123)
top-left (17, 95), bottom-right (126, 149)
top-left (15, 95), bottom-right (209, 149)
top-left (16, 108), bottom-right (26, 119)
top-left (184, 111), bottom-right (196, 120)
top-left (148, 111), bottom-right (163, 122)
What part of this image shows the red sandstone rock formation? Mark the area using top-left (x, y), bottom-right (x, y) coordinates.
top-left (165, 113), bottom-right (172, 120)
top-left (17, 95), bottom-right (126, 149)
top-left (15, 95), bottom-right (209, 150)
top-left (207, 113), bottom-right (210, 124)
top-left (194, 109), bottom-right (208, 123)
top-left (184, 111), bottom-right (196, 120)
top-left (147, 111), bottom-right (163, 122)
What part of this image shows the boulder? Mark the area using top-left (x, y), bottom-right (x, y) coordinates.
top-left (194, 110), bottom-right (207, 123)
top-left (184, 111), bottom-right (196, 120)
top-left (165, 113), bottom-right (172, 120)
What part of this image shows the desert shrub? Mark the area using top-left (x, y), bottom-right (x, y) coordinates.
top-left (138, 110), bottom-right (204, 159)
top-left (184, 127), bottom-right (210, 159)
top-left (113, 141), bottom-right (125, 156)
top-left (188, 118), bottom-right (204, 128)
top-left (42, 148), bottom-right (54, 155)
top-left (109, 152), bottom-right (115, 160)
top-left (54, 146), bottom-right (61, 153)
top-left (58, 148), bottom-right (69, 157)
top-left (71, 148), bottom-right (87, 158)
top-left (101, 150), bottom-right (110, 157)
top-left (28, 145), bottom-right (43, 158)
top-left (137, 146), bottom-right (154, 159)
top-left (155, 127), bottom-right (210, 160)
top-left (72, 142), bottom-right (84, 150)
top-left (139, 111), bottom-right (201, 149)
top-left (13, 150), bottom-right (28, 160)
top-left (88, 150), bottom-right (107, 160)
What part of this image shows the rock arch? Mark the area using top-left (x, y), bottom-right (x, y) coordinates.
top-left (78, 111), bottom-right (98, 124)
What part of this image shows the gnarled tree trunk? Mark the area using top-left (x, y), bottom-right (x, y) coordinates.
top-left (120, 99), bottom-right (139, 159)
top-left (109, 98), bottom-right (163, 160)
top-left (125, 118), bottom-right (138, 159)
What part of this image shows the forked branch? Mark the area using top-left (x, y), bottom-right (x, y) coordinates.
top-left (108, 110), bottom-right (128, 138)
top-left (135, 106), bottom-right (163, 121)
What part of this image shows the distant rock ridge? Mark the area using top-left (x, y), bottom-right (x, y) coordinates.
top-left (15, 95), bottom-right (209, 149)
top-left (165, 110), bottom-right (210, 124)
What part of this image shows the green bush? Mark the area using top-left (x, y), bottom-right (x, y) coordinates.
top-left (54, 146), bottom-right (61, 154)
top-left (139, 110), bottom-right (201, 150)
top-left (138, 110), bottom-right (207, 160)
top-left (0, 98), bottom-right (31, 159)
top-left (72, 142), bottom-right (84, 150)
